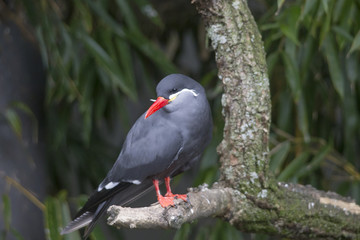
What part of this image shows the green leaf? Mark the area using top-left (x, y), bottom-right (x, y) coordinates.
top-left (11, 101), bottom-right (39, 143)
top-left (278, 6), bottom-right (301, 45)
top-left (9, 228), bottom-right (24, 240)
top-left (85, 0), bottom-right (125, 37)
top-left (300, 0), bottom-right (317, 20)
top-left (124, 29), bottom-right (177, 74)
top-left (2, 195), bottom-right (11, 232)
top-left (174, 223), bottom-right (192, 240)
top-left (44, 191), bottom-right (81, 240)
top-left (79, 33), bottom-right (136, 100)
top-left (321, 0), bottom-right (329, 14)
top-left (319, 4), bottom-right (331, 46)
top-left (278, 152), bottom-right (310, 181)
top-left (348, 30), bottom-right (360, 55)
top-left (322, 35), bottom-right (345, 99)
top-left (345, 54), bottom-right (359, 84)
top-left (332, 26), bottom-right (353, 42)
top-left (296, 96), bottom-right (310, 143)
top-left (134, 0), bottom-right (164, 29)
top-left (266, 51), bottom-right (279, 76)
top-left (282, 50), bottom-right (301, 101)
top-left (115, 38), bottom-right (136, 95)
top-left (115, 0), bottom-right (139, 32)
top-left (44, 197), bottom-right (62, 240)
top-left (296, 144), bottom-right (332, 179)
top-left (276, 91), bottom-right (293, 133)
top-left (270, 141), bottom-right (291, 173)
top-left (276, 0), bottom-right (285, 15)
top-left (4, 109), bottom-right (22, 139)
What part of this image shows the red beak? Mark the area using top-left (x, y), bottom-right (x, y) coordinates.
top-left (145, 97), bottom-right (169, 119)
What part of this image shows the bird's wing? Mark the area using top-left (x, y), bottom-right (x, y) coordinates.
top-left (102, 115), bottom-right (184, 184)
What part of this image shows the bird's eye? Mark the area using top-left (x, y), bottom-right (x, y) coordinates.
top-left (169, 88), bottom-right (178, 93)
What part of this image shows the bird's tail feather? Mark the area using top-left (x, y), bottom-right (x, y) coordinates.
top-left (60, 211), bottom-right (94, 235)
top-left (61, 179), bottom-right (154, 239)
top-left (83, 201), bottom-right (110, 239)
top-left (83, 181), bottom-right (154, 238)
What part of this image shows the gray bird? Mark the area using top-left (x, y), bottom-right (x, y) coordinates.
top-left (61, 74), bottom-right (213, 239)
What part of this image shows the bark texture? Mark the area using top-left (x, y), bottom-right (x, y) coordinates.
top-left (108, 0), bottom-right (360, 238)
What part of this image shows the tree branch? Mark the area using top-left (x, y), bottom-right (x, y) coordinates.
top-left (107, 184), bottom-right (233, 229)
top-left (108, 183), bottom-right (360, 239)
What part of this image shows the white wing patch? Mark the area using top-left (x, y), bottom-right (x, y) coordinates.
top-left (124, 179), bottom-right (141, 185)
top-left (169, 88), bottom-right (198, 101)
top-left (97, 181), bottom-right (119, 191)
top-left (105, 182), bottom-right (119, 189)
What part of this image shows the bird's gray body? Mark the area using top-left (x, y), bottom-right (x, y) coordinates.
top-left (61, 74), bottom-right (213, 238)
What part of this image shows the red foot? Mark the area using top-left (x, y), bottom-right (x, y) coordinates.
top-left (165, 192), bottom-right (188, 202)
top-left (157, 195), bottom-right (175, 207)
top-left (153, 178), bottom-right (188, 208)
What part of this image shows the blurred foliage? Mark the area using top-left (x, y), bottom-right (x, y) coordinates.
top-left (2, 0), bottom-right (360, 239)
top-left (262, 0), bottom-right (360, 202)
top-left (22, 0), bottom-right (181, 192)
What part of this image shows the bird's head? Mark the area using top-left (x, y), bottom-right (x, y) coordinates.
top-left (145, 74), bottom-right (205, 119)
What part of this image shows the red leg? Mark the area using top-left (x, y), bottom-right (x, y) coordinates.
top-left (152, 179), bottom-right (174, 207)
top-left (164, 177), bottom-right (188, 202)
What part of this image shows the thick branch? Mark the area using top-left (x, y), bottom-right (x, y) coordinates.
top-left (194, 0), bottom-right (271, 192)
top-left (107, 185), bottom-right (233, 229)
top-left (108, 184), bottom-right (360, 239)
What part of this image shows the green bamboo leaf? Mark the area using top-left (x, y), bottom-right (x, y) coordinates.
top-left (332, 26), bottom-right (353, 43)
top-left (276, 0), bottom-right (285, 15)
top-left (124, 29), bottom-right (177, 74)
top-left (4, 109), bottom-right (22, 139)
top-left (85, 0), bottom-right (176, 74)
top-left (321, 0), bottom-right (329, 14)
top-left (333, 0), bottom-right (346, 22)
top-left (296, 144), bottom-right (332, 179)
top-left (345, 54), bottom-right (359, 84)
top-left (93, 88), bottom-right (108, 121)
top-left (79, 33), bottom-right (136, 99)
top-left (322, 35), bottom-right (345, 99)
top-left (35, 27), bottom-right (50, 68)
top-left (9, 228), bottom-right (24, 240)
top-left (115, 38), bottom-right (136, 94)
top-left (60, 199), bottom-right (81, 240)
top-left (2, 195), bottom-right (11, 232)
top-left (115, 0), bottom-right (139, 32)
top-left (134, 0), bottom-right (164, 28)
top-left (44, 197), bottom-right (61, 240)
top-left (44, 191), bottom-right (79, 240)
top-left (300, 0), bottom-right (317, 20)
top-left (297, 96), bottom-right (310, 143)
top-left (11, 101), bottom-right (39, 143)
top-left (348, 30), bottom-right (360, 55)
top-left (319, 4), bottom-right (331, 46)
top-left (278, 152), bottom-right (310, 181)
top-left (266, 52), bottom-right (279, 76)
top-left (276, 91), bottom-right (293, 132)
top-left (278, 6), bottom-right (301, 45)
top-left (281, 51), bottom-right (301, 101)
top-left (174, 223), bottom-right (191, 240)
top-left (85, 0), bottom-right (125, 37)
top-left (270, 141), bottom-right (291, 173)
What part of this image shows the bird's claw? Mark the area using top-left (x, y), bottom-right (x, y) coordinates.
top-left (158, 193), bottom-right (188, 208)
top-left (158, 195), bottom-right (175, 208)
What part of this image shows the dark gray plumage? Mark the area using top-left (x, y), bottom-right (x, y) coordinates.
top-left (61, 74), bottom-right (213, 239)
